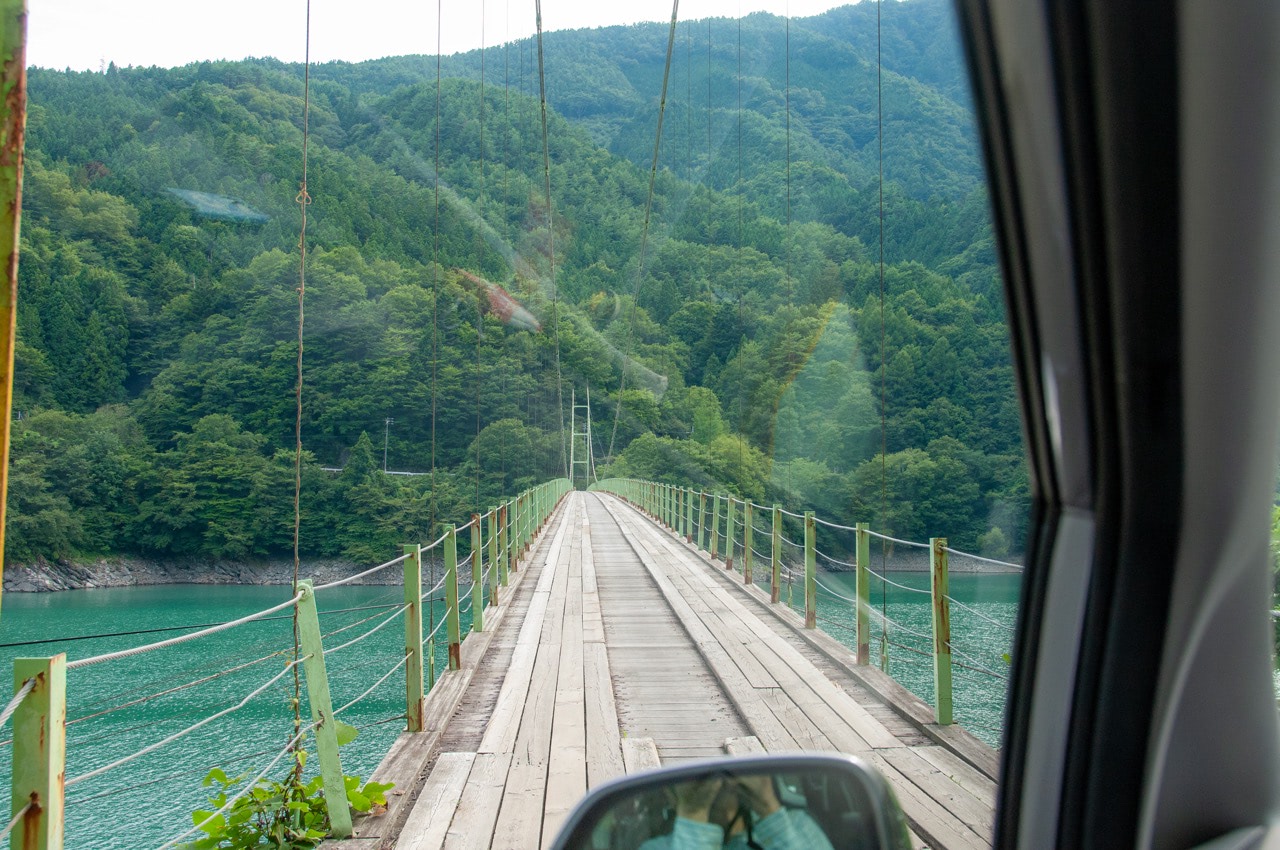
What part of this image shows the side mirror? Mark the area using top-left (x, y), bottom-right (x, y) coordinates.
top-left (548, 753), bottom-right (913, 850)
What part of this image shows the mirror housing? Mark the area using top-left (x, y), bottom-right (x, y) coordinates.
top-left (548, 753), bottom-right (913, 850)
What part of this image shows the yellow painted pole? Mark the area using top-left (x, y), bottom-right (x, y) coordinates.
top-left (0, 0), bottom-right (27, 618)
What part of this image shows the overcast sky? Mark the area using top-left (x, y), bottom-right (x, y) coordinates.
top-left (29, 1), bottom-right (857, 72)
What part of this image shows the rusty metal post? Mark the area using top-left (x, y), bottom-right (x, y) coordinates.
top-left (500, 503), bottom-right (511, 583)
top-left (804, 512), bottom-right (817, 628)
top-left (0, 0), bottom-right (27, 617)
top-left (445, 527), bottom-right (461, 670)
top-left (296, 582), bottom-right (352, 838)
top-left (470, 515), bottom-right (484, 633)
top-left (771, 505), bottom-right (782, 603)
top-left (725, 497), bottom-right (736, 571)
top-left (11, 653), bottom-right (64, 850)
top-left (698, 492), bottom-right (708, 551)
top-left (403, 544), bottom-right (425, 732)
top-left (711, 494), bottom-right (722, 561)
top-left (856, 523), bottom-right (871, 665)
top-left (931, 537), bottom-right (953, 725)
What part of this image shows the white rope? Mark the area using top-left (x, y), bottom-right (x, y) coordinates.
top-left (864, 529), bottom-right (932, 550)
top-left (943, 546), bottom-right (1024, 571)
top-left (777, 507), bottom-right (806, 519)
top-left (68, 592), bottom-right (304, 670)
top-left (946, 595), bottom-right (1017, 632)
top-left (949, 646), bottom-right (1010, 681)
top-left (0, 803), bottom-right (31, 843)
top-left (335, 654), bottom-right (410, 716)
top-left (865, 566), bottom-right (932, 595)
top-left (751, 546), bottom-right (771, 562)
top-left (67, 657), bottom-right (307, 788)
top-left (812, 515), bottom-right (860, 533)
top-left (422, 573), bottom-right (448, 601)
top-left (422, 528), bottom-right (450, 552)
top-left (323, 605), bottom-right (408, 656)
top-left (0, 678), bottom-right (36, 730)
top-left (313, 553), bottom-right (410, 591)
top-left (816, 549), bottom-right (857, 569)
top-left (864, 606), bottom-right (934, 643)
top-left (156, 725), bottom-right (313, 849)
top-left (814, 576), bottom-right (857, 604)
top-left (752, 523), bottom-right (770, 537)
top-left (424, 610), bottom-right (452, 645)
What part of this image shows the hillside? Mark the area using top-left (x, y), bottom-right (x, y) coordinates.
top-left (6, 0), bottom-right (1027, 570)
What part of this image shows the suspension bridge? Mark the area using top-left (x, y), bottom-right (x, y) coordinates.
top-left (2, 476), bottom-right (1018, 850)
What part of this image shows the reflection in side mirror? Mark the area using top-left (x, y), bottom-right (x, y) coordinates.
top-left (549, 754), bottom-right (913, 850)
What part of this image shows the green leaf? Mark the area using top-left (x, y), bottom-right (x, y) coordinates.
top-left (335, 719), bottom-right (359, 747)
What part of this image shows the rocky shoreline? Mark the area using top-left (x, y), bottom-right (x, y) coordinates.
top-left (2, 555), bottom-right (436, 593)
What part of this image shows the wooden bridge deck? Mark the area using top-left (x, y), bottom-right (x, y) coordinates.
top-left (327, 491), bottom-right (998, 850)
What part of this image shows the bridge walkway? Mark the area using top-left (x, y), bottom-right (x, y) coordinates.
top-left (329, 491), bottom-right (998, 850)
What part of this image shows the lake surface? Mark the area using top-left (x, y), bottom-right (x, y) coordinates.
top-left (0, 573), bottom-right (1018, 848)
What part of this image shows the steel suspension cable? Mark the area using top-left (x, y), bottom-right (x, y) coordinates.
top-left (606, 0), bottom-right (681, 461)
top-left (533, 0), bottom-right (568, 478)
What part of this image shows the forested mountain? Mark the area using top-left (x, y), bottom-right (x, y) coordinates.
top-left (7, 0), bottom-right (1027, 568)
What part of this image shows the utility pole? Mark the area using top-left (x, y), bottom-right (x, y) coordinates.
top-left (384, 417), bottom-right (395, 473)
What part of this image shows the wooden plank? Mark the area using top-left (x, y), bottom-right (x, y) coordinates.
top-left (724, 736), bottom-right (766, 756)
top-left (478, 590), bottom-right (552, 755)
top-left (584, 641), bottom-right (625, 788)
top-left (489, 501), bottom-right (574, 850)
top-left (880, 748), bottom-right (994, 841)
top-left (543, 531), bottom-right (588, 842)
top-left (443, 752), bottom-right (513, 850)
top-left (911, 745), bottom-right (998, 810)
top-left (394, 752), bottom-right (475, 850)
top-left (869, 753), bottom-right (988, 850)
top-left (622, 737), bottom-right (662, 773)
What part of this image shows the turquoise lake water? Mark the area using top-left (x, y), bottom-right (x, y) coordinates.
top-left (0, 572), bottom-right (1018, 848)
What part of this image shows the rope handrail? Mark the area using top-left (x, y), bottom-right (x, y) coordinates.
top-left (865, 606), bottom-right (933, 642)
top-left (814, 576), bottom-right (856, 604)
top-left (864, 529), bottom-right (932, 550)
top-left (885, 640), bottom-right (932, 661)
top-left (948, 646), bottom-right (1009, 681)
top-left (812, 515), bottom-right (860, 533)
top-left (67, 591), bottom-right (305, 670)
top-left (946, 595), bottom-right (1017, 632)
top-left (815, 549), bottom-right (856, 569)
top-left (313, 553), bottom-right (410, 591)
top-left (422, 573), bottom-right (448, 600)
top-left (158, 724), bottom-right (313, 849)
top-left (751, 545), bottom-right (771, 562)
top-left (865, 566), bottom-right (932, 595)
top-left (66, 743), bottom-right (283, 806)
top-left (321, 606), bottom-right (404, 643)
top-left (422, 528), bottom-right (451, 552)
top-left (66, 657), bottom-right (308, 788)
top-left (0, 678), bottom-right (35, 731)
top-left (67, 649), bottom-right (289, 729)
top-left (0, 803), bottom-right (31, 843)
top-left (752, 523), bottom-right (770, 537)
top-left (943, 545), bottom-right (1024, 571)
top-left (335, 653), bottom-right (410, 716)
top-left (780, 533), bottom-right (803, 549)
top-left (777, 507), bottom-right (805, 519)
top-left (323, 605), bottom-right (409, 657)
top-left (422, 604), bottom-right (453, 645)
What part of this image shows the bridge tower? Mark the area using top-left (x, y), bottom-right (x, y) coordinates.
top-left (569, 385), bottom-right (596, 489)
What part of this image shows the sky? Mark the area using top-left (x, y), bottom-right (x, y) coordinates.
top-left (28, 1), bottom-right (857, 72)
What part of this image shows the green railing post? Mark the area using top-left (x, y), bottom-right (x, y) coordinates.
top-left (771, 505), bottom-right (782, 603)
top-left (685, 488), bottom-right (694, 542)
top-left (699, 492), bottom-right (708, 551)
top-left (804, 512), bottom-right (817, 629)
top-left (445, 527), bottom-right (461, 670)
top-left (487, 509), bottom-right (499, 606)
top-left (743, 502), bottom-right (754, 584)
top-left (500, 503), bottom-right (511, 583)
top-left (725, 497), bottom-right (737, 571)
top-left (931, 537), bottom-right (953, 725)
top-left (296, 581), bottom-right (352, 839)
top-left (403, 544), bottom-right (425, 732)
top-left (711, 494), bottom-right (722, 561)
top-left (471, 514), bottom-right (484, 633)
top-left (11, 654), bottom-right (66, 850)
top-left (855, 523), bottom-right (871, 666)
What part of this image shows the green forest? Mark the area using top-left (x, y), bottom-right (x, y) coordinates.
top-left (6, 0), bottom-right (1028, 569)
